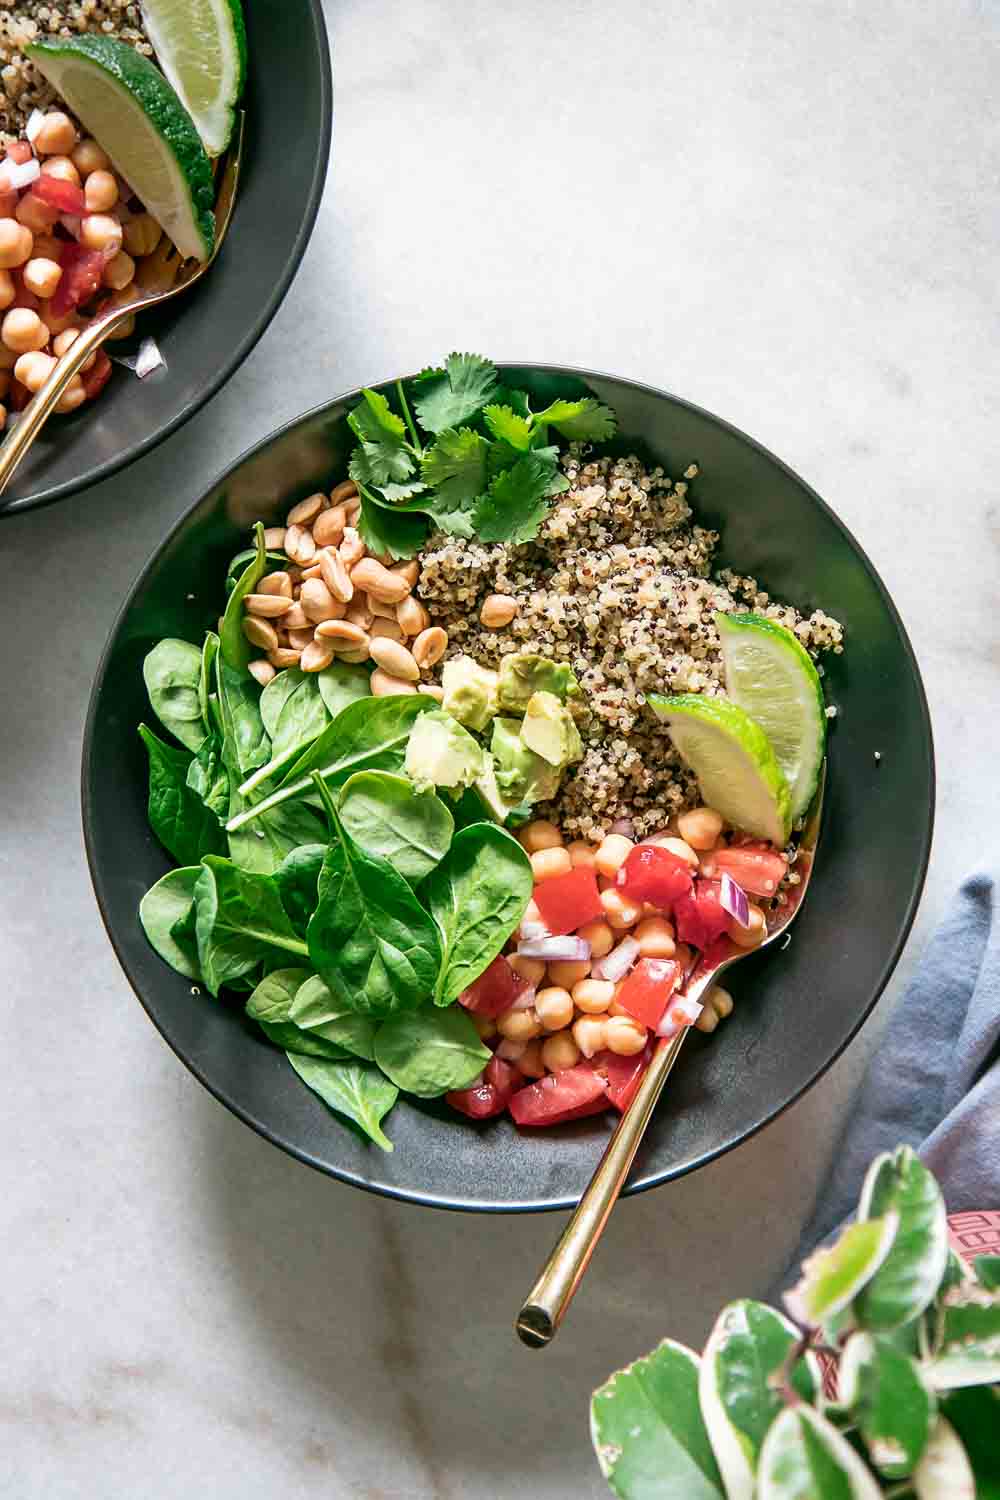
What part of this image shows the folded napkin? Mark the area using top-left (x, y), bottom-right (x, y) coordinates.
top-left (779, 867), bottom-right (1000, 1276)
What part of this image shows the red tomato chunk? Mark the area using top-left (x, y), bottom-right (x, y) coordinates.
top-left (31, 174), bottom-right (87, 217)
top-left (712, 843), bottom-right (787, 898)
top-left (447, 1055), bottom-right (523, 1120)
top-left (673, 879), bottom-right (731, 952)
top-left (53, 244), bottom-right (107, 316)
top-left (508, 1064), bottom-right (609, 1126)
top-left (616, 845), bottom-right (692, 912)
top-left (614, 957), bottom-right (680, 1029)
top-left (590, 1042), bottom-right (654, 1113)
top-left (531, 866), bottom-right (604, 936)
top-left (81, 348), bottom-right (112, 402)
top-left (457, 955), bottom-right (526, 1018)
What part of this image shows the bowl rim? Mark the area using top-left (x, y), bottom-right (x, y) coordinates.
top-left (0, 0), bottom-right (333, 520)
top-left (81, 362), bottom-right (936, 1213)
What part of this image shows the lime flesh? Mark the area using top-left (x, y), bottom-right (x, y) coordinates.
top-left (140, 0), bottom-right (246, 156)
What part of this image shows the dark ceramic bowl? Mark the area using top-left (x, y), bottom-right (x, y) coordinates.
top-left (0, 1), bottom-right (331, 518)
top-left (82, 366), bottom-right (934, 1212)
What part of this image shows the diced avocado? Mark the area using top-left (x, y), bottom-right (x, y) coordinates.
top-left (441, 655), bottom-right (499, 732)
top-left (497, 652), bottom-right (581, 713)
top-left (521, 690), bottom-right (584, 768)
top-left (405, 709), bottom-right (484, 795)
top-left (491, 716), bottom-right (562, 805)
top-left (471, 752), bottom-right (514, 823)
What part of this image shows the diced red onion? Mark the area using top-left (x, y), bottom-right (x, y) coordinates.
top-left (24, 109), bottom-right (45, 146)
top-left (656, 996), bottom-right (704, 1036)
top-left (592, 935), bottom-right (640, 984)
top-left (517, 936), bottom-right (591, 962)
top-left (7, 158), bottom-right (40, 190)
top-left (135, 337), bottom-right (164, 378)
top-left (719, 873), bottom-right (749, 927)
top-left (518, 918), bottom-right (549, 942)
top-left (510, 985), bottom-right (537, 1012)
top-left (59, 212), bottom-right (82, 239)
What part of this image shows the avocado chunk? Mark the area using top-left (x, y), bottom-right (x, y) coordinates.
top-left (491, 716), bottom-right (562, 805)
top-left (441, 655), bottom-right (499, 732)
top-left (471, 752), bottom-right (515, 823)
top-left (521, 690), bottom-right (584, 768)
top-left (497, 652), bottom-right (581, 713)
top-left (404, 709), bottom-right (484, 795)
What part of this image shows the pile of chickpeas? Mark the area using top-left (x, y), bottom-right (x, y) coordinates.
top-left (242, 480), bottom-right (449, 694)
top-left (474, 808), bottom-right (768, 1080)
top-left (0, 108), bottom-right (169, 420)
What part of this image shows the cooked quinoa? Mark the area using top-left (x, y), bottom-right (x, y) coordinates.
top-left (0, 2), bottom-right (150, 140)
top-left (417, 450), bottom-right (843, 842)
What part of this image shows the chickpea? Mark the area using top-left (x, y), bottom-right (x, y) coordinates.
top-left (576, 919), bottom-right (614, 959)
top-left (84, 169), bottom-right (118, 213)
top-left (13, 350), bottom-right (54, 392)
top-left (676, 806), bottom-right (724, 851)
top-left (530, 847), bottom-right (572, 882)
top-left (33, 111), bottom-right (77, 156)
top-left (100, 248), bottom-right (135, 292)
top-left (30, 234), bottom-right (61, 261)
top-left (39, 299), bottom-right (79, 336)
top-left (22, 257), bottom-right (61, 299)
top-left (600, 887), bottom-right (643, 930)
top-left (605, 1015), bottom-right (648, 1057)
top-left (496, 1006), bottom-right (543, 1042)
top-left (0, 270), bottom-right (14, 310)
top-left (517, 1040), bottom-right (546, 1079)
top-left (470, 1013), bottom-right (497, 1042)
top-left (541, 1031), bottom-right (581, 1072)
top-left (534, 986), bottom-right (574, 1031)
top-left (495, 1038), bottom-right (526, 1062)
top-left (2, 308), bottom-right (47, 353)
top-left (518, 819), bottom-right (563, 853)
top-left (0, 402), bottom-right (7, 426)
top-left (729, 905), bottom-right (767, 949)
top-left (39, 156), bottom-right (81, 189)
top-left (0, 219), bottom-right (33, 268)
top-left (71, 137), bottom-right (110, 175)
top-left (15, 195), bottom-right (58, 234)
top-left (509, 954), bottom-right (545, 987)
top-left (594, 833), bottom-right (634, 879)
top-left (123, 212), bottom-right (162, 258)
top-left (572, 978), bottom-right (615, 1015)
top-left (707, 985), bottom-right (734, 1019)
top-left (80, 214), bottom-right (123, 254)
top-left (633, 916), bottom-right (676, 959)
top-left (55, 374), bottom-right (86, 413)
top-left (572, 1015), bottom-right (607, 1058)
top-left (548, 959), bottom-right (591, 989)
top-left (568, 839), bottom-right (597, 869)
top-left (519, 898), bottom-right (543, 934)
top-left (644, 834), bottom-right (699, 869)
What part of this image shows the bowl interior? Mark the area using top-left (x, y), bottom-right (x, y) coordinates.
top-left (82, 367), bottom-right (934, 1211)
top-left (0, 0), bottom-right (331, 517)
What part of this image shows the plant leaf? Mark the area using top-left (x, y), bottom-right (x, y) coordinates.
top-left (471, 448), bottom-right (561, 545)
top-left (532, 396), bottom-right (617, 441)
top-left (483, 403), bottom-right (533, 451)
top-left (338, 771), bottom-right (454, 883)
top-left (419, 426), bottom-right (489, 536)
top-left (356, 488), bottom-right (429, 560)
top-left (245, 967), bottom-right (350, 1059)
top-left (240, 669), bottom-right (330, 797)
top-left (411, 352), bottom-right (498, 434)
top-left (289, 974), bottom-right (377, 1061)
top-left (699, 1300), bottom-right (820, 1500)
top-left (423, 823), bottom-right (533, 1004)
top-left (940, 1388), bottom-right (1000, 1498)
top-left (287, 1053), bottom-right (398, 1151)
top-left (272, 843), bottom-right (325, 937)
top-left (139, 867), bottom-right (202, 979)
top-left (139, 724), bottom-right (227, 866)
top-left (785, 1216), bottom-right (899, 1327)
top-left (926, 1282), bottom-right (1000, 1389)
top-left (374, 1007), bottom-right (490, 1097)
top-left (346, 388), bottom-right (415, 485)
top-left (316, 661), bottom-right (372, 720)
top-left (758, 1405), bottom-right (883, 1499)
top-left (974, 1254), bottom-right (1000, 1291)
top-left (186, 731), bottom-right (229, 822)
top-left (912, 1417), bottom-right (976, 1498)
top-left (838, 1332), bottom-right (935, 1478)
top-left (854, 1146), bottom-right (949, 1331)
top-left (216, 655), bottom-right (269, 780)
top-left (590, 1338), bottom-right (724, 1500)
top-left (142, 637), bottom-right (207, 752)
top-left (193, 855), bottom-right (309, 996)
top-left (220, 522), bottom-right (267, 669)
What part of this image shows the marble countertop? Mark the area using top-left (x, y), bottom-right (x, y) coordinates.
top-left (3, 0), bottom-right (998, 1493)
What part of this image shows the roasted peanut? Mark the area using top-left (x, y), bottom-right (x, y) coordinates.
top-left (417, 684), bottom-right (444, 701)
top-left (351, 558), bottom-right (411, 603)
top-left (314, 620), bottom-right (370, 648)
top-left (284, 523), bottom-right (316, 565)
top-left (242, 616), bottom-right (279, 653)
top-left (282, 602), bottom-right (311, 630)
top-left (396, 596), bottom-right (430, 636)
top-left (244, 593), bottom-right (293, 619)
top-left (287, 628), bottom-right (315, 651)
top-left (268, 647), bottom-right (301, 670)
top-left (338, 526), bottom-right (366, 566)
top-left (318, 547), bottom-right (354, 603)
top-left (258, 570), bottom-right (293, 598)
top-left (329, 480), bottom-right (358, 506)
top-left (412, 626), bottom-right (447, 668)
top-left (344, 598), bottom-right (375, 630)
top-left (369, 638), bottom-right (420, 682)
top-left (248, 659), bottom-right (276, 687)
top-left (368, 596), bottom-right (398, 619)
top-left (480, 593), bottom-right (518, 628)
top-left (370, 668), bottom-right (417, 696)
top-left (313, 505), bottom-right (346, 548)
top-left (263, 526), bottom-right (286, 551)
top-left (286, 492), bottom-right (325, 527)
top-left (300, 577), bottom-right (343, 623)
top-left (370, 617), bottom-right (404, 642)
top-left (300, 639), bottom-right (336, 673)
top-left (390, 559), bottom-right (420, 587)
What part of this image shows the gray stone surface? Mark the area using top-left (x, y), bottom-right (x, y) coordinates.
top-left (2, 0), bottom-right (998, 1493)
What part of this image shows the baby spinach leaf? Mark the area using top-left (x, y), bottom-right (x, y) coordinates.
top-left (374, 1006), bottom-right (490, 1097)
top-left (287, 1053), bottom-right (398, 1151)
top-left (245, 967), bottom-right (350, 1059)
top-left (217, 655), bottom-right (269, 779)
top-left (273, 843), bottom-right (325, 937)
top-left (142, 637), bottom-right (207, 752)
top-left (193, 855), bottom-right (309, 996)
top-left (306, 781), bottom-right (441, 1018)
top-left (198, 631), bottom-right (219, 728)
top-left (226, 793), bottom-right (326, 876)
top-left (411, 352), bottom-right (498, 434)
top-left (139, 867), bottom-right (202, 979)
top-left (338, 771), bottom-right (453, 884)
top-left (186, 731), bottom-right (229, 822)
top-left (316, 661), bottom-right (372, 720)
top-left (220, 522), bottom-right (267, 669)
top-left (423, 822), bottom-right (532, 1005)
top-left (139, 724), bottom-right (226, 866)
top-left (225, 548), bottom-right (287, 596)
top-left (241, 669), bottom-right (331, 797)
top-left (289, 973), bottom-right (377, 1060)
top-left (259, 667), bottom-right (306, 740)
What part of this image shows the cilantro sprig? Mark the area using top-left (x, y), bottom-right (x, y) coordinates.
top-left (346, 353), bottom-right (617, 558)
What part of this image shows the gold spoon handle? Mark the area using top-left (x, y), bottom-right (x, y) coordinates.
top-left (515, 1025), bottom-right (690, 1348)
top-left (0, 307), bottom-right (132, 496)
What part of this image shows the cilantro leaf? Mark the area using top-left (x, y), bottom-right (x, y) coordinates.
top-left (483, 404), bottom-right (533, 451)
top-left (488, 386), bottom-right (531, 419)
top-left (347, 389), bottom-right (415, 485)
top-left (356, 490), bottom-right (429, 560)
top-left (411, 353), bottom-right (498, 434)
top-left (471, 450), bottom-right (560, 544)
top-left (378, 479), bottom-right (428, 503)
top-left (532, 397), bottom-right (617, 442)
top-left (419, 427), bottom-right (488, 538)
top-left (533, 444), bottom-right (571, 496)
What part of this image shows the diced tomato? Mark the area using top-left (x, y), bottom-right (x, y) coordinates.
top-left (0, 191), bottom-right (16, 218)
top-left (52, 244), bottom-right (106, 316)
top-left (614, 957), bottom-right (679, 1029)
top-left (31, 174), bottom-right (87, 217)
top-left (12, 280), bottom-right (39, 312)
top-left (531, 866), bottom-right (604, 936)
top-left (713, 843), bottom-right (788, 898)
top-left (508, 1064), bottom-right (609, 1126)
top-left (8, 379), bottom-right (30, 411)
top-left (447, 1082), bottom-right (504, 1119)
top-left (590, 1041), bottom-right (654, 1112)
top-left (81, 348), bottom-right (112, 402)
top-left (673, 879), bottom-right (731, 951)
top-left (457, 955), bottom-right (527, 1018)
top-left (485, 1055), bottom-right (520, 1097)
top-left (616, 845), bottom-right (693, 912)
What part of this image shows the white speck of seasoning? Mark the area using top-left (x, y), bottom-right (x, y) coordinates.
top-left (874, 751), bottom-right (882, 762)
top-left (190, 986), bottom-right (201, 996)
top-left (186, 593), bottom-right (196, 601)
top-left (780, 934), bottom-right (792, 951)
top-left (826, 705), bottom-right (838, 718)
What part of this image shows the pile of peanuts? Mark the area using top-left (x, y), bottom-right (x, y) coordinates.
top-left (0, 108), bottom-right (171, 419)
top-left (473, 807), bottom-right (767, 1080)
top-left (242, 480), bottom-right (449, 695)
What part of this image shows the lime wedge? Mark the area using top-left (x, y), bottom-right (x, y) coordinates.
top-left (648, 693), bottom-right (792, 847)
top-left (28, 35), bottom-right (214, 261)
top-left (715, 612), bottom-right (826, 822)
top-left (140, 0), bottom-right (246, 156)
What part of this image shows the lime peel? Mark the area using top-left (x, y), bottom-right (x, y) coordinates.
top-left (140, 0), bottom-right (246, 156)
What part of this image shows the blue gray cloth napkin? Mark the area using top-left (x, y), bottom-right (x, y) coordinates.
top-left (781, 868), bottom-right (1000, 1273)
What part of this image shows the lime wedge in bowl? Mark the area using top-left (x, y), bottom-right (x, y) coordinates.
top-left (715, 612), bottom-right (826, 822)
top-left (140, 0), bottom-right (246, 156)
top-left (648, 692), bottom-right (792, 847)
top-left (28, 35), bottom-right (215, 261)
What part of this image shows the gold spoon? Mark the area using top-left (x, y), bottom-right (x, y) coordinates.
top-left (0, 109), bottom-right (245, 496)
top-left (515, 764), bottom-right (826, 1348)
